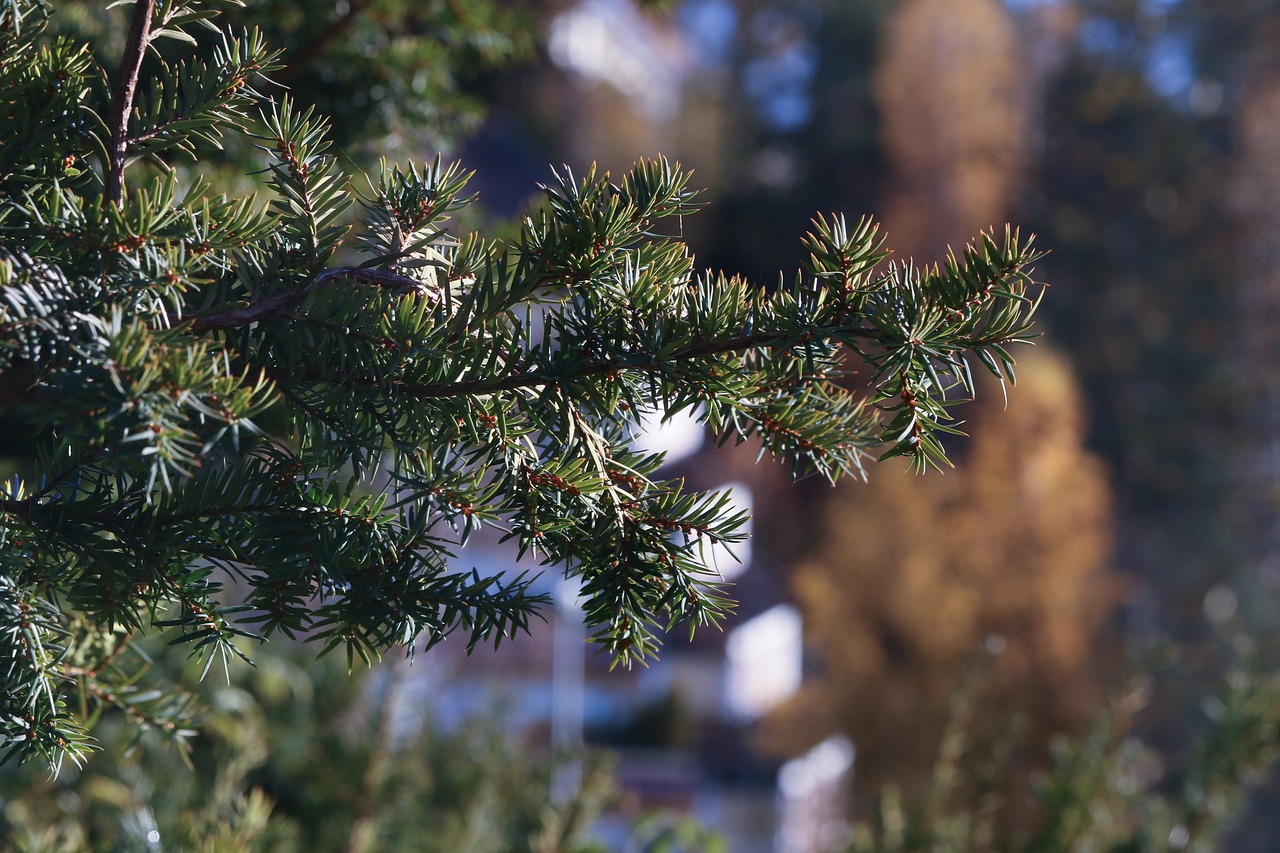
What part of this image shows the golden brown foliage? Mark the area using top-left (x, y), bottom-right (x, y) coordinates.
top-left (766, 349), bottom-right (1118, 813)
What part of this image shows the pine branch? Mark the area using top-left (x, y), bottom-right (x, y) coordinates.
top-left (255, 327), bottom-right (807, 401)
top-left (1, 0), bottom-right (1049, 770)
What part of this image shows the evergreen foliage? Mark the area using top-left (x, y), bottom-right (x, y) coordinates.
top-left (0, 0), bottom-right (1044, 773)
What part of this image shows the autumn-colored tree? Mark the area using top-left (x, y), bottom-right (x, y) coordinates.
top-left (762, 4), bottom-right (1109, 811)
top-left (765, 349), bottom-right (1117, 816)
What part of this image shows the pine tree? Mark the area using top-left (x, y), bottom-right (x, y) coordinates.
top-left (0, 0), bottom-right (1045, 774)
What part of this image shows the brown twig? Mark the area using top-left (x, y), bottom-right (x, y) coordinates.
top-left (181, 266), bottom-right (438, 332)
top-left (185, 285), bottom-right (310, 333)
top-left (105, 0), bottom-right (158, 207)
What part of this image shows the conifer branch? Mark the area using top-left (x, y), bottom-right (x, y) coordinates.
top-left (391, 329), bottom-right (828, 399)
top-left (0, 0), bottom-right (1046, 772)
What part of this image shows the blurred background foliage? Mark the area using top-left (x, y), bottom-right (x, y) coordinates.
top-left (0, 644), bottom-right (619, 852)
top-left (11, 0), bottom-right (1280, 848)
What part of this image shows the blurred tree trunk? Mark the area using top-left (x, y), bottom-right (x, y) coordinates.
top-left (875, 0), bottom-right (1029, 262)
top-left (1231, 73), bottom-right (1280, 624)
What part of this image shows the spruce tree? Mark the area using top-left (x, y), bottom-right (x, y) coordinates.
top-left (0, 0), bottom-right (1044, 773)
